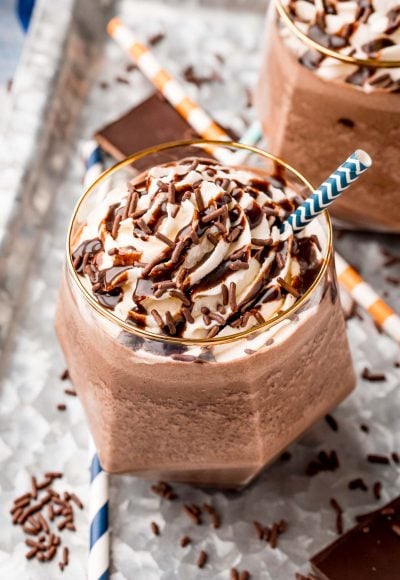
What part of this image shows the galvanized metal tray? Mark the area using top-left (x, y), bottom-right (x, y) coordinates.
top-left (0, 0), bottom-right (399, 578)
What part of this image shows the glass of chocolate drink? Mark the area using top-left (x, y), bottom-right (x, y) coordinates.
top-left (256, 0), bottom-right (400, 233)
top-left (56, 140), bottom-right (355, 488)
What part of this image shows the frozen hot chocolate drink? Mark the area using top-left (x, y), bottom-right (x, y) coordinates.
top-left (56, 142), bottom-right (355, 488)
top-left (256, 0), bottom-right (400, 232)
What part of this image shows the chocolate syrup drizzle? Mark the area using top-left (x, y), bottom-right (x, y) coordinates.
top-left (72, 158), bottom-right (322, 340)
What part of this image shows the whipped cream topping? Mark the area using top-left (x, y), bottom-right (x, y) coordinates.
top-left (72, 158), bottom-right (323, 346)
top-left (280, 0), bottom-right (400, 92)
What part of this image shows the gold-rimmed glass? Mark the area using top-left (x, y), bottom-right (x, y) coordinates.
top-left (66, 139), bottom-right (332, 348)
top-left (275, 0), bottom-right (400, 69)
top-left (56, 140), bottom-right (354, 488)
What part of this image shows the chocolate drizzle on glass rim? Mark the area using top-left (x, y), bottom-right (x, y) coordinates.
top-left (276, 0), bottom-right (400, 72)
top-left (66, 140), bottom-right (332, 347)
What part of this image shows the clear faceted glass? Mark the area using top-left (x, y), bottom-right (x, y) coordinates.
top-left (256, 2), bottom-right (400, 233)
top-left (56, 140), bottom-right (355, 488)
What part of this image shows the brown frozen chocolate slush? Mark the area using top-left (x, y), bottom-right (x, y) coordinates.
top-left (56, 140), bottom-right (355, 488)
top-left (256, 0), bottom-right (400, 232)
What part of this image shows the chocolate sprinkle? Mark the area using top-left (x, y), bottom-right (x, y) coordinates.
top-left (367, 454), bottom-right (390, 465)
top-left (277, 277), bottom-right (300, 298)
top-left (362, 368), bottom-right (386, 382)
top-left (373, 481), bottom-right (382, 500)
top-left (155, 232), bottom-right (174, 247)
top-left (151, 521), bottom-right (160, 536)
top-left (348, 477), bottom-right (368, 492)
top-left (306, 450), bottom-right (339, 476)
top-left (194, 188), bottom-right (205, 212)
top-left (325, 414), bottom-right (339, 432)
top-left (337, 117), bottom-right (355, 128)
top-left (330, 498), bottom-right (344, 535)
top-left (197, 550), bottom-right (208, 569)
top-left (171, 353), bottom-right (196, 362)
top-left (229, 282), bottom-right (238, 313)
top-left (183, 504), bottom-right (202, 525)
top-left (180, 535), bottom-right (191, 547)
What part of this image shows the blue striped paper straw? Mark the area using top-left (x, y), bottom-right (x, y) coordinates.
top-left (83, 142), bottom-right (110, 580)
top-left (82, 140), bottom-right (104, 189)
top-left (283, 149), bottom-right (372, 233)
top-left (88, 437), bottom-right (110, 580)
top-left (238, 120), bottom-right (262, 147)
top-left (232, 120), bottom-right (263, 165)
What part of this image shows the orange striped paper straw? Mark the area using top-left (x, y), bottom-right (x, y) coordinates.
top-left (107, 18), bottom-right (400, 344)
top-left (107, 18), bottom-right (232, 162)
top-left (335, 253), bottom-right (400, 342)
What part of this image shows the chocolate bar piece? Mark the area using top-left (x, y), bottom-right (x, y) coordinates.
top-left (95, 93), bottom-right (199, 161)
top-left (311, 496), bottom-right (400, 579)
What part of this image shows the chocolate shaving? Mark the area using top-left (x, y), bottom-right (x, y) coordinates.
top-left (361, 37), bottom-right (395, 56)
top-left (386, 6), bottom-right (400, 34)
top-left (346, 67), bottom-right (372, 87)
top-left (299, 49), bottom-right (324, 71)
